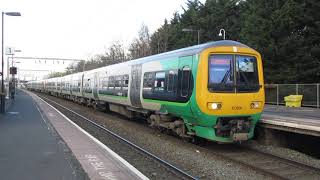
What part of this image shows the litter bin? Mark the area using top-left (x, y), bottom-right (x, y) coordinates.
top-left (284, 95), bottom-right (303, 107)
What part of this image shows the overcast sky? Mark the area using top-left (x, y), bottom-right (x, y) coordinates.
top-left (0, 0), bottom-right (205, 80)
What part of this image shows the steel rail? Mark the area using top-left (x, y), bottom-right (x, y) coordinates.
top-left (244, 146), bottom-right (320, 176)
top-left (39, 95), bottom-right (198, 180)
top-left (210, 144), bottom-right (320, 180)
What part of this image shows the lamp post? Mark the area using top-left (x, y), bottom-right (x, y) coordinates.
top-left (1, 11), bottom-right (21, 113)
top-left (218, 29), bottom-right (226, 40)
top-left (182, 28), bottom-right (200, 45)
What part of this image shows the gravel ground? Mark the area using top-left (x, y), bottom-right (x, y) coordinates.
top-left (37, 92), bottom-right (320, 179)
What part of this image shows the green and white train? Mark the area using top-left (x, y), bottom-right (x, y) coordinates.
top-left (27, 40), bottom-right (265, 143)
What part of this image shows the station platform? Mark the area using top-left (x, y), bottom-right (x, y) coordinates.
top-left (0, 90), bottom-right (148, 180)
top-left (260, 105), bottom-right (320, 137)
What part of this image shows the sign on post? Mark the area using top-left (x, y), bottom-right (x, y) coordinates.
top-left (5, 47), bottom-right (15, 55)
top-left (10, 67), bottom-right (17, 75)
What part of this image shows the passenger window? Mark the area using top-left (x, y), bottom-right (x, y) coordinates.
top-left (181, 66), bottom-right (191, 97)
top-left (154, 72), bottom-right (165, 91)
top-left (123, 75), bottom-right (129, 87)
top-left (100, 77), bottom-right (108, 89)
top-left (115, 76), bottom-right (122, 88)
top-left (108, 76), bottom-right (115, 89)
top-left (143, 72), bottom-right (154, 88)
top-left (167, 70), bottom-right (175, 92)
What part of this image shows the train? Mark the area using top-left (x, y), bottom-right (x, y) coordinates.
top-left (26, 40), bottom-right (265, 143)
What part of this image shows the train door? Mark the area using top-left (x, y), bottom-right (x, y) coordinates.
top-left (178, 56), bottom-right (193, 100)
top-left (179, 55), bottom-right (195, 121)
top-left (93, 72), bottom-right (99, 99)
top-left (130, 64), bottom-right (142, 108)
top-left (81, 73), bottom-right (84, 97)
top-left (70, 76), bottom-right (73, 96)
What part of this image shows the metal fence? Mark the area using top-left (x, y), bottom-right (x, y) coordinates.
top-left (265, 84), bottom-right (320, 108)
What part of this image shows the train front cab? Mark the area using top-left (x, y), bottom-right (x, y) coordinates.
top-left (192, 45), bottom-right (265, 143)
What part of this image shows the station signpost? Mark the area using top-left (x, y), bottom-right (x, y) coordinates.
top-left (1, 11), bottom-right (21, 113)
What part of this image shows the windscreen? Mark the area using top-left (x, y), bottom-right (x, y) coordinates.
top-left (208, 54), bottom-right (260, 93)
top-left (208, 54), bottom-right (234, 92)
top-left (236, 55), bottom-right (259, 92)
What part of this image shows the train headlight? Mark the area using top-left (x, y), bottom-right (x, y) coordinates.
top-left (250, 101), bottom-right (262, 109)
top-left (208, 102), bottom-right (222, 110)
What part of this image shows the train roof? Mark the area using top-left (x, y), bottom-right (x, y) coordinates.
top-left (126, 40), bottom-right (250, 65)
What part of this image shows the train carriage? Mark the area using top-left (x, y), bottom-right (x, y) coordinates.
top-left (27, 40), bottom-right (265, 143)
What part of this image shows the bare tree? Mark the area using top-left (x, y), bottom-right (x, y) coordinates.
top-left (128, 24), bottom-right (152, 59)
top-left (106, 41), bottom-right (127, 64)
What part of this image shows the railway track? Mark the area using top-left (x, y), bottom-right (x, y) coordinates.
top-left (37, 93), bottom-right (198, 180)
top-left (246, 147), bottom-right (320, 179)
top-left (204, 144), bottom-right (320, 180)
top-left (35, 92), bottom-right (320, 180)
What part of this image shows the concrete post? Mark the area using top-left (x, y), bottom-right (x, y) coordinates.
top-left (317, 84), bottom-right (319, 108)
top-left (276, 84), bottom-right (279, 106)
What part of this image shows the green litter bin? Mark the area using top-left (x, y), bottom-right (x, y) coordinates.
top-left (284, 95), bottom-right (303, 107)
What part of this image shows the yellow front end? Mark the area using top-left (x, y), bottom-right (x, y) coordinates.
top-left (193, 45), bottom-right (265, 142)
top-left (196, 46), bottom-right (265, 116)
